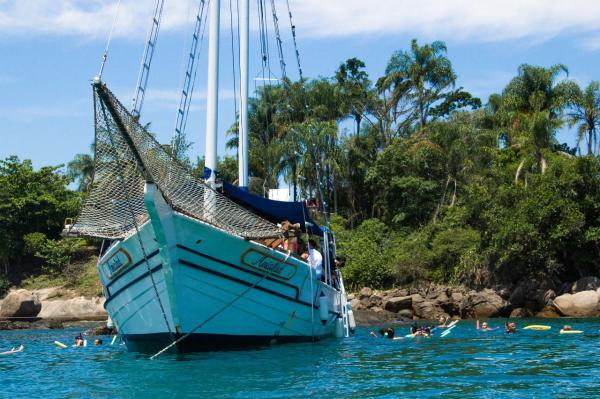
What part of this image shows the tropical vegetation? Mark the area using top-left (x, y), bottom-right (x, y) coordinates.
top-left (2, 39), bottom-right (600, 294)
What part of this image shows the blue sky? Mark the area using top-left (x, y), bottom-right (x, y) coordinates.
top-left (2, 0), bottom-right (600, 169)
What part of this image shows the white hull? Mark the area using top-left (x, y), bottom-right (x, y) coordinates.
top-left (97, 185), bottom-right (349, 352)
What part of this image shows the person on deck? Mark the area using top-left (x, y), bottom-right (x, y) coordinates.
top-left (306, 239), bottom-right (323, 280)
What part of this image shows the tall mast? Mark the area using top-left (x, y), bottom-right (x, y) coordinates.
top-left (204, 0), bottom-right (220, 186)
top-left (238, 0), bottom-right (249, 188)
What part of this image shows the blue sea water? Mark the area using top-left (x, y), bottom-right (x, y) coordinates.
top-left (1, 318), bottom-right (600, 398)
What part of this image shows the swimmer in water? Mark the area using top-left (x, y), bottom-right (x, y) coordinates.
top-left (562, 325), bottom-right (573, 331)
top-left (438, 316), bottom-right (449, 327)
top-left (505, 322), bottom-right (517, 334)
top-left (370, 327), bottom-right (404, 340)
top-left (476, 320), bottom-right (498, 331)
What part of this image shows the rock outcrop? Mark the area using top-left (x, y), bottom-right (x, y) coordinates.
top-left (37, 297), bottom-right (107, 321)
top-left (553, 290), bottom-right (600, 317)
top-left (460, 289), bottom-right (509, 318)
top-left (0, 289), bottom-right (41, 318)
top-left (571, 276), bottom-right (600, 293)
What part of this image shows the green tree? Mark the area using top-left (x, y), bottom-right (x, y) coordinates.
top-left (567, 81), bottom-right (600, 156)
top-left (67, 153), bottom-right (94, 192)
top-left (499, 64), bottom-right (577, 182)
top-left (0, 156), bottom-right (79, 270)
top-left (335, 58), bottom-right (373, 136)
top-left (380, 39), bottom-right (457, 130)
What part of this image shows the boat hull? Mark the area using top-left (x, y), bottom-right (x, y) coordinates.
top-left (98, 202), bottom-right (346, 353)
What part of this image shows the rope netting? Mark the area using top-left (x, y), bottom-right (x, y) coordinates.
top-left (73, 82), bottom-right (283, 240)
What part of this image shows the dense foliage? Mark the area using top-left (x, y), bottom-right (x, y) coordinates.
top-left (0, 157), bottom-right (81, 286)
top-left (4, 39), bottom-right (600, 293)
top-left (216, 40), bottom-right (600, 290)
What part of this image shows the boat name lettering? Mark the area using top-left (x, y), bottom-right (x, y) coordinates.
top-left (103, 249), bottom-right (132, 275)
top-left (242, 250), bottom-right (297, 279)
top-left (250, 255), bottom-right (285, 274)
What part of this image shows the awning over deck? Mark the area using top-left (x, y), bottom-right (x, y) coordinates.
top-left (222, 182), bottom-right (322, 236)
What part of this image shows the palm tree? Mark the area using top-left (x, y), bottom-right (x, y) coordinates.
top-left (567, 81), bottom-right (600, 156)
top-left (499, 64), bottom-right (578, 182)
top-left (67, 153), bottom-right (94, 192)
top-left (335, 58), bottom-right (372, 136)
top-left (380, 39), bottom-right (456, 130)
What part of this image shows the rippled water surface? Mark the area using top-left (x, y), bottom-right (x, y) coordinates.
top-left (1, 318), bottom-right (600, 398)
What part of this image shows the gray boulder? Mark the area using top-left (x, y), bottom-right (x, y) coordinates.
top-left (411, 294), bottom-right (445, 319)
top-left (384, 296), bottom-right (412, 313)
top-left (398, 309), bottom-right (413, 319)
top-left (38, 297), bottom-right (107, 321)
top-left (366, 295), bottom-right (383, 309)
top-left (359, 287), bottom-right (373, 299)
top-left (553, 291), bottom-right (600, 317)
top-left (572, 277), bottom-right (600, 293)
top-left (350, 298), bottom-right (363, 311)
top-left (352, 309), bottom-right (397, 326)
top-left (509, 307), bottom-right (533, 318)
top-left (0, 289), bottom-right (41, 318)
top-left (460, 289), bottom-right (509, 319)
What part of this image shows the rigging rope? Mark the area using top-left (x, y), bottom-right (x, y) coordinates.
top-left (97, 92), bottom-right (175, 342)
top-left (97, 0), bottom-right (122, 79)
top-left (285, 0), bottom-right (303, 80)
top-left (172, 0), bottom-right (209, 160)
top-left (149, 251), bottom-right (290, 359)
top-left (132, 0), bottom-right (166, 118)
top-left (269, 0), bottom-right (286, 79)
top-left (229, 0), bottom-right (240, 124)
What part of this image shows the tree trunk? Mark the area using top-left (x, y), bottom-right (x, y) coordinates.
top-left (540, 156), bottom-right (547, 175)
top-left (515, 159), bottom-right (525, 186)
top-left (450, 178), bottom-right (457, 207)
top-left (588, 127), bottom-right (594, 156)
top-left (433, 174), bottom-right (451, 224)
top-left (292, 162), bottom-right (297, 201)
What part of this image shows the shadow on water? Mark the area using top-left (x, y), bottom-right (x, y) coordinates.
top-left (1, 318), bottom-right (600, 398)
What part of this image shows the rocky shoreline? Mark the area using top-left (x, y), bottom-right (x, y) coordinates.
top-left (0, 287), bottom-right (107, 330)
top-left (350, 276), bottom-right (600, 325)
top-left (2, 276), bottom-right (600, 330)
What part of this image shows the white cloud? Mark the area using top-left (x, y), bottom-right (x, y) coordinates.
top-left (2, 0), bottom-right (600, 45)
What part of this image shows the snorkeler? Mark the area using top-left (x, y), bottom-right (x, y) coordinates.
top-left (505, 322), bottom-right (517, 334)
top-left (438, 316), bottom-right (449, 327)
top-left (370, 327), bottom-right (404, 340)
top-left (73, 335), bottom-right (87, 347)
top-left (476, 320), bottom-right (498, 331)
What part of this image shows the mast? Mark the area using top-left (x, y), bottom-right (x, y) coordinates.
top-left (238, 0), bottom-right (249, 188)
top-left (204, 0), bottom-right (220, 187)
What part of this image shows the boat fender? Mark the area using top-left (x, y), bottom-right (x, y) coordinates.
top-left (319, 293), bottom-right (329, 325)
top-left (334, 317), bottom-right (345, 337)
top-left (348, 308), bottom-right (356, 332)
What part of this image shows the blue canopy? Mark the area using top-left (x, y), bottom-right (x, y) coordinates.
top-left (222, 182), bottom-right (322, 236)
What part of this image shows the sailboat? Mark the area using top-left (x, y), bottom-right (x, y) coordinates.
top-left (71, 0), bottom-right (355, 352)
